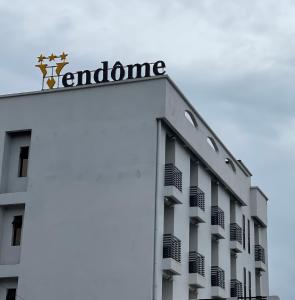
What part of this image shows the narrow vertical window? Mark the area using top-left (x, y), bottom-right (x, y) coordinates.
top-left (242, 215), bottom-right (246, 250)
top-left (12, 215), bottom-right (23, 246)
top-left (248, 219), bottom-right (251, 254)
top-left (6, 289), bottom-right (16, 300)
top-left (243, 267), bottom-right (247, 299)
top-left (248, 271), bottom-right (252, 298)
top-left (18, 146), bottom-right (29, 177)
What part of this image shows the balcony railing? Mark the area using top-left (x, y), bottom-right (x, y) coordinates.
top-left (198, 297), bottom-right (268, 300)
top-left (231, 279), bottom-right (243, 298)
top-left (211, 266), bottom-right (225, 289)
top-left (237, 297), bottom-right (268, 300)
top-left (164, 164), bottom-right (182, 192)
top-left (190, 186), bottom-right (205, 210)
top-left (211, 206), bottom-right (224, 228)
top-left (163, 234), bottom-right (181, 263)
top-left (189, 251), bottom-right (205, 276)
top-left (230, 223), bottom-right (242, 244)
top-left (255, 245), bottom-right (265, 263)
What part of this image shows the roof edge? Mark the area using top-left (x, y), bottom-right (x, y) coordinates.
top-left (251, 186), bottom-right (269, 201)
top-left (164, 76), bottom-right (252, 178)
top-left (0, 75), bottom-right (168, 99)
top-left (237, 160), bottom-right (252, 177)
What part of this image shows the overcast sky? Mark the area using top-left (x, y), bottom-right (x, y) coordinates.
top-left (1, 0), bottom-right (294, 299)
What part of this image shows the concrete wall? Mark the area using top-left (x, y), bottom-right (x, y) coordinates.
top-left (158, 124), bottom-right (261, 300)
top-left (197, 165), bottom-right (212, 299)
top-left (172, 140), bottom-right (190, 300)
top-left (250, 187), bottom-right (268, 227)
top-left (237, 204), bottom-right (258, 297)
top-left (0, 79), bottom-right (166, 300)
top-left (0, 77), bottom-right (270, 300)
top-left (217, 185), bottom-right (231, 297)
top-left (164, 79), bottom-right (251, 206)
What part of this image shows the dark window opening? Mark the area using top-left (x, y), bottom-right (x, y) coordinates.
top-left (6, 289), bottom-right (16, 300)
top-left (242, 215), bottom-right (246, 250)
top-left (12, 215), bottom-right (23, 246)
top-left (243, 267), bottom-right (247, 299)
top-left (248, 219), bottom-right (251, 254)
top-left (18, 146), bottom-right (29, 177)
top-left (248, 271), bottom-right (252, 298)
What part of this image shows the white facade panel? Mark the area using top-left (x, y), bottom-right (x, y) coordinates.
top-left (0, 76), bottom-right (272, 300)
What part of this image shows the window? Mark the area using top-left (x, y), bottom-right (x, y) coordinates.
top-left (207, 137), bottom-right (219, 152)
top-left (248, 219), bottom-right (251, 254)
top-left (242, 215), bottom-right (246, 250)
top-left (243, 267), bottom-right (247, 299)
top-left (12, 215), bottom-right (23, 246)
top-left (6, 289), bottom-right (16, 300)
top-left (18, 146), bottom-right (29, 177)
top-left (184, 110), bottom-right (198, 127)
top-left (248, 271), bottom-right (252, 298)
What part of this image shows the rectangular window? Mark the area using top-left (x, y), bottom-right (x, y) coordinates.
top-left (12, 215), bottom-right (23, 246)
top-left (248, 271), bottom-right (252, 298)
top-left (242, 215), bottom-right (246, 249)
top-left (6, 289), bottom-right (16, 300)
top-left (18, 146), bottom-right (29, 177)
top-left (248, 219), bottom-right (251, 254)
top-left (243, 267), bottom-right (246, 299)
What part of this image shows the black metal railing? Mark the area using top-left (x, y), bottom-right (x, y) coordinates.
top-left (199, 297), bottom-right (268, 300)
top-left (163, 234), bottom-right (181, 263)
top-left (231, 279), bottom-right (243, 298)
top-left (255, 245), bottom-right (265, 263)
top-left (211, 266), bottom-right (225, 289)
top-left (211, 206), bottom-right (224, 228)
top-left (164, 163), bottom-right (182, 192)
top-left (189, 251), bottom-right (205, 276)
top-left (238, 297), bottom-right (268, 300)
top-left (230, 223), bottom-right (242, 244)
top-left (190, 186), bottom-right (205, 210)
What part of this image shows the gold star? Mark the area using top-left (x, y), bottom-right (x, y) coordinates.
top-left (37, 54), bottom-right (46, 63)
top-left (48, 53), bottom-right (58, 61)
top-left (60, 52), bottom-right (68, 61)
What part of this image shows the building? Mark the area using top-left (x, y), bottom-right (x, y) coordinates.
top-left (0, 75), bottom-right (273, 300)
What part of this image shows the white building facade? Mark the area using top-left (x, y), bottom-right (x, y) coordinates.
top-left (0, 76), bottom-right (271, 300)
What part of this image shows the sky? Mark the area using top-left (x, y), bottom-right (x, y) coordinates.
top-left (0, 0), bottom-right (294, 298)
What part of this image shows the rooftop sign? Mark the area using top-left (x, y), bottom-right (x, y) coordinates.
top-left (35, 53), bottom-right (166, 90)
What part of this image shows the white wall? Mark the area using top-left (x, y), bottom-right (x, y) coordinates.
top-left (196, 165), bottom-right (212, 299)
top-left (0, 79), bottom-right (166, 300)
top-left (217, 185), bottom-right (231, 297)
top-left (0, 77), bottom-right (269, 300)
top-left (172, 140), bottom-right (190, 300)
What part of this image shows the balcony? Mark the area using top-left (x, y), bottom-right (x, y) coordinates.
top-left (164, 164), bottom-right (182, 205)
top-left (189, 186), bottom-right (206, 223)
top-left (188, 251), bottom-right (205, 288)
top-left (211, 206), bottom-right (225, 239)
top-left (211, 266), bottom-right (225, 298)
top-left (162, 234), bottom-right (181, 275)
top-left (230, 223), bottom-right (243, 253)
top-left (230, 279), bottom-right (243, 298)
top-left (255, 245), bottom-right (266, 271)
